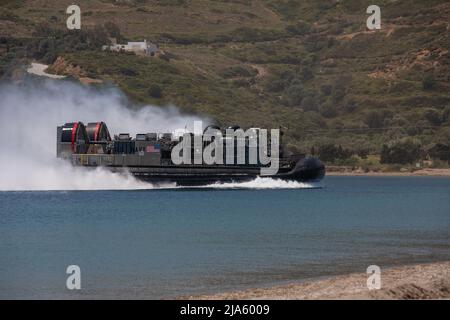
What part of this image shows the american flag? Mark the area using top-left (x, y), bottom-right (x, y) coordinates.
top-left (146, 144), bottom-right (161, 153)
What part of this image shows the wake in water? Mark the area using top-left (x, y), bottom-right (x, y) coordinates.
top-left (0, 79), bottom-right (201, 191)
top-left (198, 177), bottom-right (320, 189)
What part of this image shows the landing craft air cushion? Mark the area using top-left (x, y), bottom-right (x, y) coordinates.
top-left (56, 122), bottom-right (325, 186)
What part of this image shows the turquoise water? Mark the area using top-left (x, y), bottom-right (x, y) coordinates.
top-left (0, 176), bottom-right (449, 299)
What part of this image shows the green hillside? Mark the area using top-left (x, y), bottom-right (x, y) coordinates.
top-left (1, 0), bottom-right (450, 169)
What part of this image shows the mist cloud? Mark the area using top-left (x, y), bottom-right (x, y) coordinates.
top-left (0, 79), bottom-right (204, 191)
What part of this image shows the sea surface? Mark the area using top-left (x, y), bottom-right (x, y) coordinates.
top-left (0, 176), bottom-right (449, 299)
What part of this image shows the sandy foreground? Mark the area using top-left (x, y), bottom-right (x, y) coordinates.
top-left (187, 261), bottom-right (450, 300)
top-left (326, 168), bottom-right (450, 177)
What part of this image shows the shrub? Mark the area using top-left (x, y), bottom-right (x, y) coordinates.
top-left (120, 67), bottom-right (137, 76)
top-left (428, 143), bottom-right (450, 162)
top-left (364, 111), bottom-right (385, 128)
top-left (319, 100), bottom-right (337, 118)
top-left (301, 96), bottom-right (318, 112)
top-left (441, 106), bottom-right (450, 123)
top-left (300, 66), bottom-right (314, 81)
top-left (317, 144), bottom-right (353, 162)
top-left (320, 84), bottom-right (332, 96)
top-left (285, 84), bottom-right (304, 106)
top-left (265, 79), bottom-right (285, 93)
top-left (285, 21), bottom-right (311, 35)
top-left (422, 74), bottom-right (436, 90)
top-left (380, 138), bottom-right (422, 164)
top-left (103, 22), bottom-right (123, 42)
top-left (220, 65), bottom-right (257, 78)
top-left (148, 84), bottom-right (162, 98)
top-left (423, 108), bottom-right (442, 126)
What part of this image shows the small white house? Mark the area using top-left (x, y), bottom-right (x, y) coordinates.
top-left (102, 39), bottom-right (158, 56)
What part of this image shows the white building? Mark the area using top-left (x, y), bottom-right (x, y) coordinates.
top-left (102, 39), bottom-right (158, 56)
